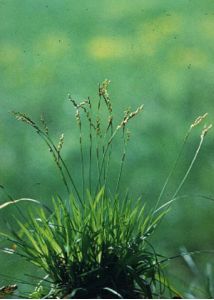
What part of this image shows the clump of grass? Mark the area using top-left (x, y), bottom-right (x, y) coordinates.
top-left (0, 80), bottom-right (212, 298)
top-left (1, 189), bottom-right (169, 299)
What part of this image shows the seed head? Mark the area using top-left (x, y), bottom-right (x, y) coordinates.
top-left (190, 113), bottom-right (208, 129)
top-left (201, 124), bottom-right (212, 139)
top-left (57, 133), bottom-right (64, 153)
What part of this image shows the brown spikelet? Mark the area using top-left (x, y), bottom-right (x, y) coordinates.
top-left (12, 111), bottom-right (36, 127)
top-left (40, 113), bottom-right (49, 135)
top-left (68, 94), bottom-right (78, 108)
top-left (96, 117), bottom-right (101, 137)
top-left (12, 111), bottom-right (41, 133)
top-left (126, 129), bottom-right (131, 143)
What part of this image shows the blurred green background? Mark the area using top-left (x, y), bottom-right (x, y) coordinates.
top-left (0, 0), bottom-right (214, 296)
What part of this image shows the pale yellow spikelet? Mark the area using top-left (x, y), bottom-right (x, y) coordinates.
top-left (118, 104), bottom-right (144, 129)
top-left (96, 117), bottom-right (101, 137)
top-left (99, 79), bottom-right (111, 97)
top-left (75, 110), bottom-right (81, 127)
top-left (78, 100), bottom-right (89, 108)
top-left (190, 113), bottom-right (208, 129)
top-left (57, 133), bottom-right (64, 153)
top-left (201, 124), bottom-right (212, 139)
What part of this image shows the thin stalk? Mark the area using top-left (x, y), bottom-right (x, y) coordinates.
top-left (115, 127), bottom-right (126, 194)
top-left (154, 185), bottom-right (214, 216)
top-left (95, 95), bottom-right (102, 191)
top-left (101, 93), bottom-right (113, 190)
top-left (95, 128), bottom-right (118, 194)
top-left (154, 128), bottom-right (191, 212)
top-left (39, 120), bottom-right (83, 205)
top-left (38, 131), bottom-right (70, 195)
top-left (151, 134), bottom-right (204, 226)
top-left (23, 274), bottom-right (53, 284)
top-left (89, 129), bottom-right (93, 195)
top-left (95, 119), bottom-right (126, 194)
top-left (69, 96), bottom-right (96, 197)
top-left (78, 114), bottom-right (85, 201)
top-left (96, 104), bottom-right (143, 193)
top-left (153, 195), bottom-right (187, 214)
top-left (101, 127), bottom-right (111, 189)
top-left (13, 112), bottom-right (70, 195)
top-left (0, 185), bottom-right (29, 223)
top-left (102, 115), bottom-right (113, 191)
top-left (153, 126), bottom-right (212, 219)
top-left (158, 250), bottom-right (214, 266)
top-left (0, 273), bottom-right (43, 287)
top-left (96, 144), bottom-right (101, 190)
top-left (171, 134), bottom-right (204, 200)
top-left (88, 97), bottom-right (93, 195)
top-left (102, 144), bottom-right (106, 186)
top-left (13, 112), bottom-right (82, 204)
top-left (96, 81), bottom-right (114, 192)
top-left (154, 113), bottom-right (209, 212)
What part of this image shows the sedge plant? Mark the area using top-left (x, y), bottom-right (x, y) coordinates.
top-left (0, 80), bottom-right (212, 298)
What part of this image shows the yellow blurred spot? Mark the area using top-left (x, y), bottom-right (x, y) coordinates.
top-left (137, 30), bottom-right (161, 56)
top-left (11, 244), bottom-right (17, 251)
top-left (169, 47), bottom-right (208, 68)
top-left (154, 15), bottom-right (182, 35)
top-left (88, 37), bottom-right (126, 59)
top-left (34, 33), bottom-right (71, 58)
top-left (137, 15), bottom-right (182, 56)
top-left (0, 44), bottom-right (22, 65)
top-left (200, 16), bottom-right (214, 39)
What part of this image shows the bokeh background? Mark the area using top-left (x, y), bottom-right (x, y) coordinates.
top-left (0, 0), bottom-right (214, 297)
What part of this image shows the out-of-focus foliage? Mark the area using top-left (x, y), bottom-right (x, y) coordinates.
top-left (0, 0), bottom-right (214, 295)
